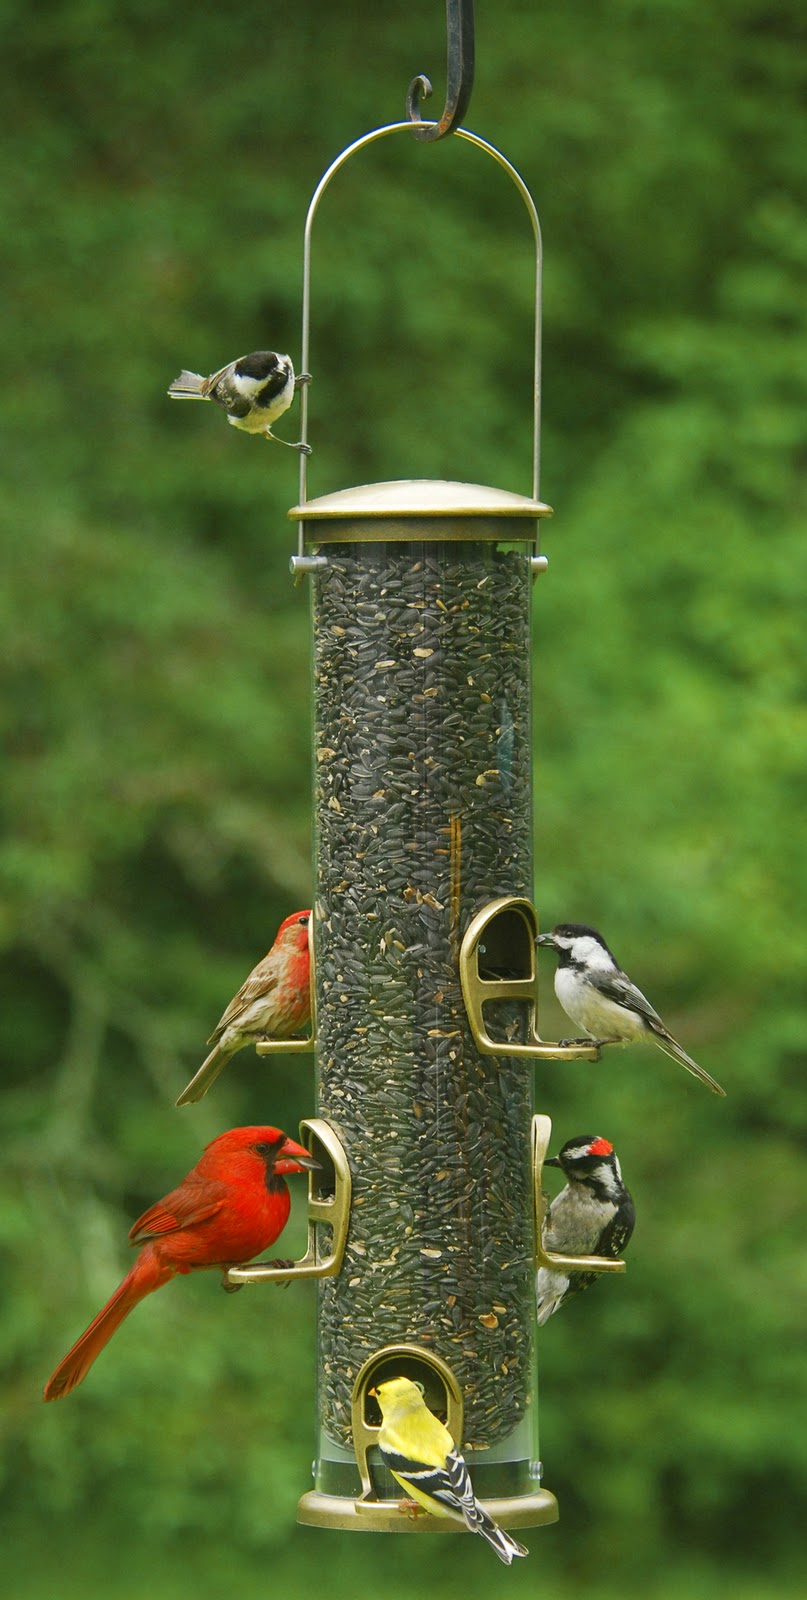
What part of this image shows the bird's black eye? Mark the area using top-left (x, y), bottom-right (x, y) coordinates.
top-left (299, 914), bottom-right (310, 926)
top-left (254, 1138), bottom-right (282, 1160)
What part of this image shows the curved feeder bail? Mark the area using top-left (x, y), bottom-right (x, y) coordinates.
top-left (290, 118), bottom-right (547, 575)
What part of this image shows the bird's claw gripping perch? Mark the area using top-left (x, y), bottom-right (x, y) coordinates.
top-left (264, 429), bottom-right (312, 454)
top-left (399, 1498), bottom-right (425, 1520)
top-left (220, 1274), bottom-right (244, 1294)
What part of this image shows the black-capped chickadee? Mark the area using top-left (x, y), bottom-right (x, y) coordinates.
top-left (167, 351), bottom-right (310, 449)
top-left (536, 1134), bottom-right (635, 1324)
top-left (537, 923), bottom-right (726, 1097)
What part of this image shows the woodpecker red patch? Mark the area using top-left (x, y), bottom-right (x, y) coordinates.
top-left (588, 1136), bottom-right (613, 1156)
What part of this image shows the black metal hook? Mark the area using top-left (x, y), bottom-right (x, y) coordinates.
top-left (406, 0), bottom-right (475, 141)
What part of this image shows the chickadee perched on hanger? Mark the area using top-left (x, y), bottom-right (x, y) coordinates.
top-left (537, 923), bottom-right (726, 1097)
top-left (167, 351), bottom-right (311, 450)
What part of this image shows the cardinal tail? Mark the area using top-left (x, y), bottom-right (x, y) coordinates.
top-left (43, 1244), bottom-right (171, 1402)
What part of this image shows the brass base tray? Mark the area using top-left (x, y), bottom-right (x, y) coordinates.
top-left (297, 1487), bottom-right (559, 1532)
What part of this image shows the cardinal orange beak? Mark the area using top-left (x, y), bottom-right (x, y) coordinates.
top-left (274, 1136), bottom-right (321, 1174)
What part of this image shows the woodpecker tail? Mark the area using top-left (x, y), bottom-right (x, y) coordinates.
top-left (175, 1042), bottom-right (238, 1106)
top-left (465, 1503), bottom-right (528, 1564)
top-left (651, 1027), bottom-right (726, 1097)
top-left (167, 370), bottom-right (209, 399)
top-left (43, 1244), bottom-right (172, 1401)
top-left (535, 1264), bottom-right (570, 1325)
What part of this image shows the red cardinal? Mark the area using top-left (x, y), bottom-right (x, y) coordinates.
top-left (43, 1125), bottom-right (317, 1402)
top-left (176, 910), bottom-right (312, 1106)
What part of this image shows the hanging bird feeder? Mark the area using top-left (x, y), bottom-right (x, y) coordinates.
top-left (285, 2), bottom-right (621, 1537)
top-left (187, 0), bottom-right (625, 1543)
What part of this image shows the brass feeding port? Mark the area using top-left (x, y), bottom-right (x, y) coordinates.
top-left (226, 1118), bottom-right (351, 1286)
top-left (298, 1342), bottom-right (554, 1533)
top-left (459, 897), bottom-right (601, 1061)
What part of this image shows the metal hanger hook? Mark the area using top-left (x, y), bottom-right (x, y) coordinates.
top-left (406, 0), bottom-right (475, 141)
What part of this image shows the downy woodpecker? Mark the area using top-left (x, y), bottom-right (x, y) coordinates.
top-left (536, 1134), bottom-right (635, 1324)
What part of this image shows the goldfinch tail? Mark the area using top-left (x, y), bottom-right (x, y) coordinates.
top-left (652, 1028), bottom-right (726, 1097)
top-left (467, 1505), bottom-right (528, 1564)
top-left (167, 370), bottom-right (209, 399)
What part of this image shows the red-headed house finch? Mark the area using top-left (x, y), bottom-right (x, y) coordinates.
top-left (176, 911), bottom-right (312, 1106)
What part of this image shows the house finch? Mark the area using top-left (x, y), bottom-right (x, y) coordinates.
top-left (176, 910), bottom-right (312, 1106)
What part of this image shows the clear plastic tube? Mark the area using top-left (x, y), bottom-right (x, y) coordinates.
top-left (310, 539), bottom-right (540, 1508)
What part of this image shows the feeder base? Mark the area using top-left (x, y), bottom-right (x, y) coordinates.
top-left (296, 1487), bottom-right (559, 1532)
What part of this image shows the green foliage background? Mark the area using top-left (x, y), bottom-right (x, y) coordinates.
top-left (2, 1), bottom-right (805, 1596)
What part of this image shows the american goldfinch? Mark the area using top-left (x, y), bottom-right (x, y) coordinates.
top-left (176, 911), bottom-right (311, 1106)
top-left (537, 923), bottom-right (726, 1096)
top-left (536, 1134), bottom-right (635, 1324)
top-left (371, 1376), bottom-right (528, 1564)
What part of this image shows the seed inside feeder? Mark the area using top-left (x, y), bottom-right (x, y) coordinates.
top-left (312, 542), bottom-right (535, 1459)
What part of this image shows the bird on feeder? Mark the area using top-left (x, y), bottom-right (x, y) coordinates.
top-left (536, 1134), bottom-right (635, 1324)
top-left (177, 910), bottom-right (312, 1106)
top-left (371, 1376), bottom-right (528, 1564)
top-left (167, 350), bottom-right (311, 449)
top-left (43, 1125), bottom-right (319, 1401)
top-left (536, 923), bottom-right (726, 1096)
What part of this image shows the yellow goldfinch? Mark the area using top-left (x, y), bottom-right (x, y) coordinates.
top-left (371, 1376), bottom-right (528, 1565)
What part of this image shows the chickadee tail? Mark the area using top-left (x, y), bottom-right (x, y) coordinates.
top-left (167, 371), bottom-right (209, 399)
top-left (467, 1505), bottom-right (528, 1564)
top-left (175, 1042), bottom-right (236, 1106)
top-left (653, 1029), bottom-right (726, 1097)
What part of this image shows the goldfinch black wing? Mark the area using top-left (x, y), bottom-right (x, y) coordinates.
top-left (380, 1445), bottom-right (472, 1518)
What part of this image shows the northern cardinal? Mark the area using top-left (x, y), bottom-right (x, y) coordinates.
top-left (176, 910), bottom-right (312, 1106)
top-left (43, 1125), bottom-right (317, 1402)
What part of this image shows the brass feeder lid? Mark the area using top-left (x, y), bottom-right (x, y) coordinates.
top-left (288, 479), bottom-right (553, 543)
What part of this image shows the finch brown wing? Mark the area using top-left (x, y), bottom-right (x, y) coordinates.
top-left (206, 955), bottom-right (278, 1044)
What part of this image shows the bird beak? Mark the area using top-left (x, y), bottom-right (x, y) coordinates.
top-left (543, 1155), bottom-right (561, 1167)
top-left (274, 1136), bottom-right (321, 1174)
top-left (536, 933), bottom-right (557, 948)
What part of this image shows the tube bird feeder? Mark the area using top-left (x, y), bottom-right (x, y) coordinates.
top-left (266, 115), bottom-right (618, 1536)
